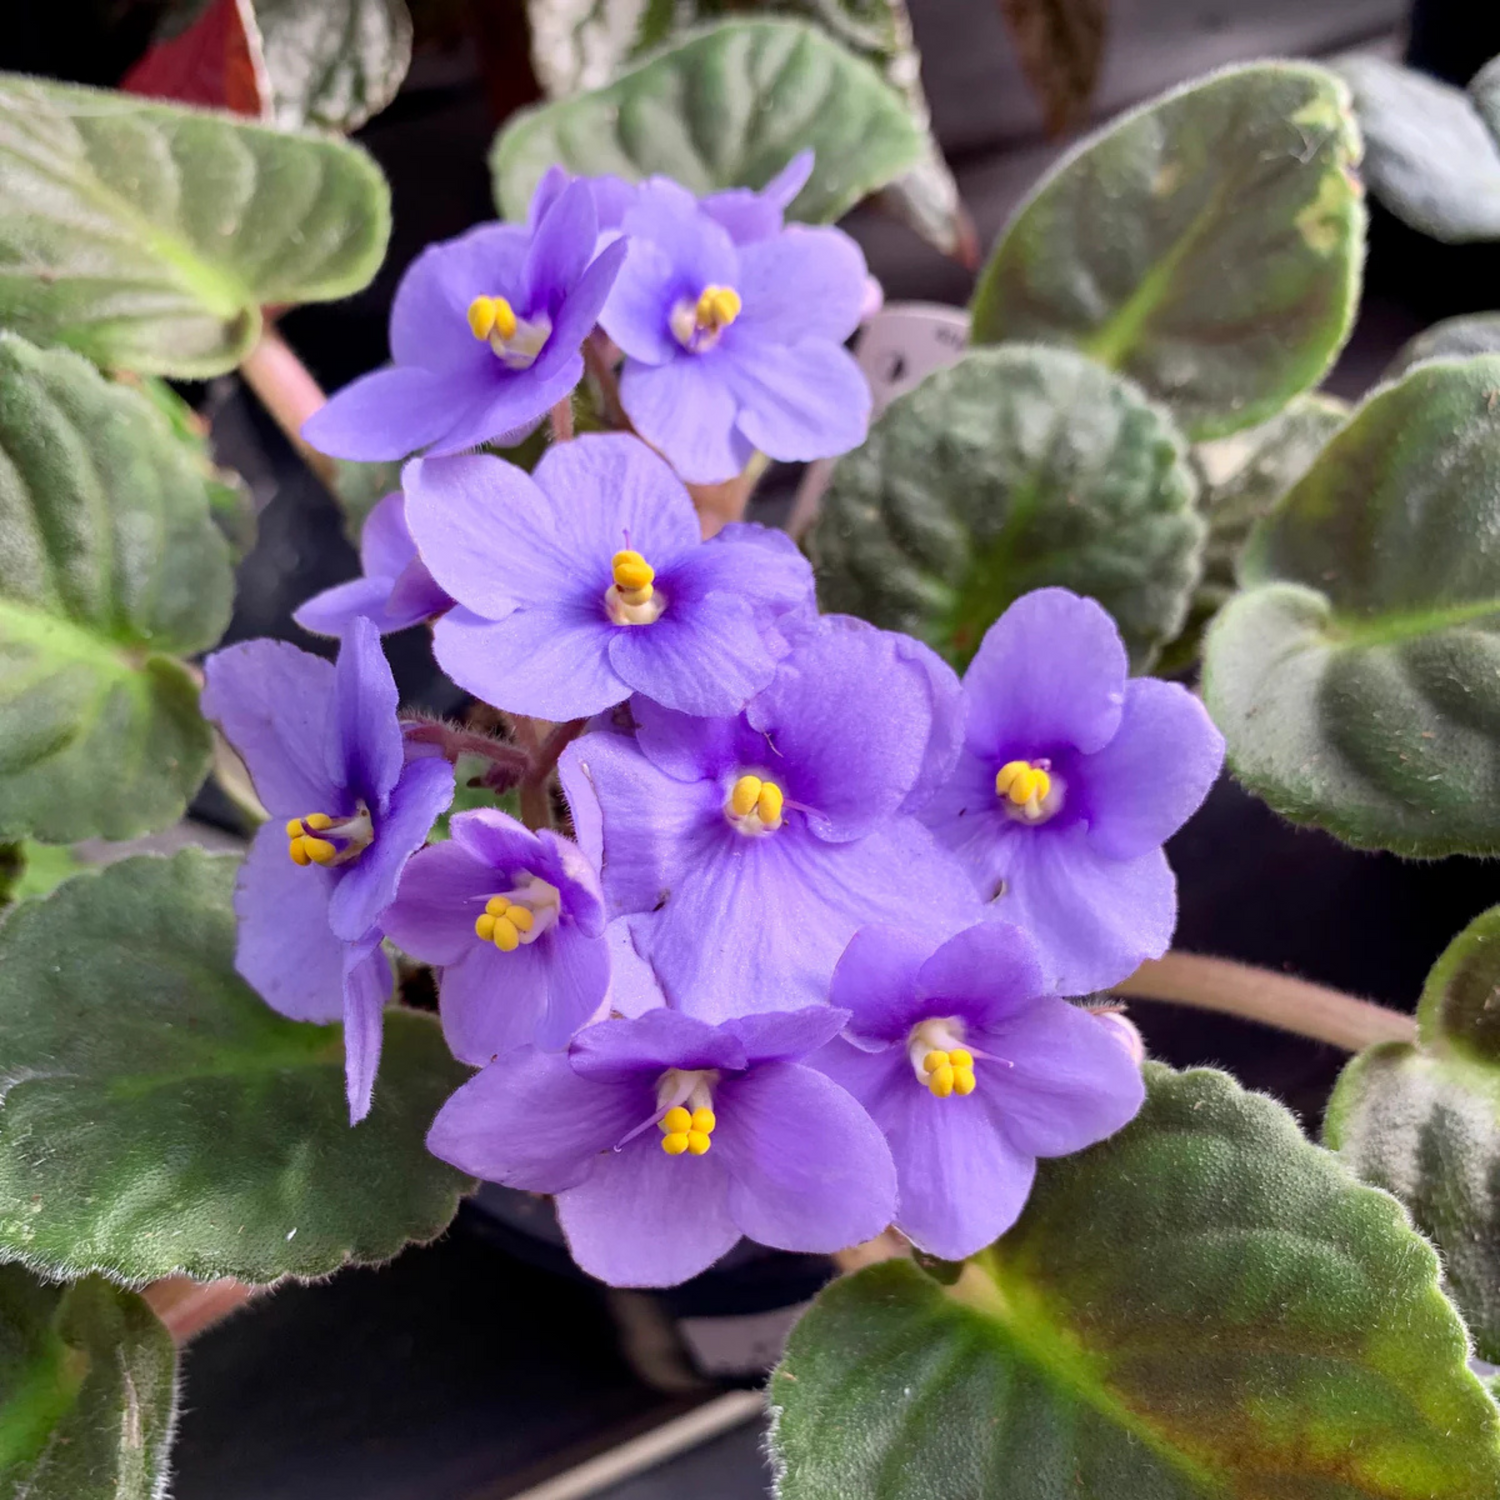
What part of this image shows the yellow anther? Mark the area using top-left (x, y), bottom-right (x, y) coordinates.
top-left (661, 1132), bottom-right (690, 1156)
top-left (996, 760), bottom-right (1052, 807)
top-left (929, 1064), bottom-right (955, 1098)
top-left (491, 916), bottom-right (520, 952)
top-left (612, 550), bottom-right (655, 597)
top-left (757, 782), bottom-right (783, 823)
top-left (695, 285), bottom-right (742, 331)
top-left (949, 1049), bottom-right (973, 1068)
top-left (687, 1130), bottom-right (712, 1155)
top-left (303, 813), bottom-right (333, 831)
top-left (690, 1108), bottom-right (716, 1134)
top-left (485, 895), bottom-right (510, 916)
top-left (475, 912), bottom-right (496, 941)
top-left (285, 818), bottom-right (305, 838)
top-left (289, 841), bottom-right (311, 867)
top-left (730, 775), bottom-right (763, 817)
top-left (468, 295), bottom-right (518, 343)
top-left (953, 1067), bottom-right (977, 1096)
top-left (662, 1106), bottom-right (692, 1135)
top-left (508, 905), bottom-right (535, 933)
top-left (301, 837), bottom-right (337, 865)
top-left (922, 1049), bottom-right (948, 1075)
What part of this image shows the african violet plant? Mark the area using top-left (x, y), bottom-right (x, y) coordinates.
top-left (5, 11), bottom-right (1500, 1498)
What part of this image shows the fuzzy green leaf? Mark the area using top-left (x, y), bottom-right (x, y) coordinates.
top-left (0, 335), bottom-right (233, 843)
top-left (1337, 55), bottom-right (1500, 244)
top-left (0, 850), bottom-right (472, 1285)
top-left (490, 19), bottom-right (924, 225)
top-left (770, 1065), bottom-right (1500, 1499)
top-left (971, 62), bottom-right (1364, 440)
top-left (0, 73), bottom-right (390, 377)
top-left (0, 1266), bottom-right (176, 1500)
top-left (809, 344), bottom-right (1202, 670)
top-left (1386, 312), bottom-right (1500, 382)
top-left (1203, 356), bottom-right (1500, 856)
top-left (1159, 393), bottom-right (1347, 669)
top-left (1326, 904), bottom-right (1500, 1362)
top-left (254, 0), bottom-right (414, 133)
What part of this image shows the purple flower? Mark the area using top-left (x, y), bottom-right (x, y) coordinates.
top-left (529, 152), bottom-right (813, 248)
top-left (921, 589), bottom-right (1224, 994)
top-left (599, 177), bottom-right (870, 483)
top-left (557, 617), bottom-right (984, 1022)
top-left (427, 1005), bottom-right (896, 1286)
top-left (201, 619), bottom-right (455, 1121)
top-left (294, 492), bottom-right (452, 638)
top-left (812, 922), bottom-right (1146, 1260)
top-left (404, 433), bottom-right (815, 720)
top-left (382, 809), bottom-right (609, 1065)
top-left (302, 181), bottom-right (626, 463)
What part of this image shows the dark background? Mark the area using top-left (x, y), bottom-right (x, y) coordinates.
top-left (9, 0), bottom-right (1500, 1494)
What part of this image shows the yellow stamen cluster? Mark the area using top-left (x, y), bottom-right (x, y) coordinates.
top-left (660, 1105), bottom-right (716, 1156)
top-left (730, 774), bottom-right (784, 830)
top-left (923, 1048), bottom-right (976, 1099)
top-left (996, 759), bottom-right (1055, 823)
top-left (695, 285), bottom-right (742, 332)
top-left (286, 813), bottom-right (336, 867)
top-left (475, 894), bottom-right (536, 953)
top-left (467, 295), bottom-right (518, 343)
top-left (612, 549), bottom-right (655, 607)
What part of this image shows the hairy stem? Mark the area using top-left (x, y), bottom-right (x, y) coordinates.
top-left (584, 335), bottom-right (629, 428)
top-left (550, 396), bottom-right (575, 444)
top-left (1114, 951), bottom-right (1417, 1053)
top-left (239, 326), bottom-right (333, 484)
top-left (402, 717), bottom-right (529, 779)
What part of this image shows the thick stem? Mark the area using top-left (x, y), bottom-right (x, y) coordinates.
top-left (1114, 951), bottom-right (1417, 1053)
top-left (513, 718), bottom-right (551, 831)
top-left (144, 1277), bottom-right (258, 1345)
top-left (402, 718), bottom-right (529, 778)
top-left (550, 395), bottom-right (575, 444)
top-left (239, 327), bottom-right (333, 484)
top-left (686, 454), bottom-right (769, 538)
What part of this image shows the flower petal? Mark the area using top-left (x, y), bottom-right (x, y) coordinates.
top-left (428, 1047), bottom-right (642, 1192)
top-left (630, 814), bottom-right (982, 1022)
top-left (568, 1007), bottom-right (747, 1082)
top-left (532, 432), bottom-right (701, 565)
top-left (431, 604), bottom-right (626, 720)
top-left (201, 639), bottom-right (337, 816)
top-left (303, 366), bottom-right (493, 463)
top-left (390, 221), bottom-right (530, 372)
top-left (715, 1062), bottom-right (895, 1252)
top-left (599, 237), bottom-right (680, 364)
top-left (721, 1006), bottom-right (851, 1064)
top-left (328, 754), bottom-right (455, 943)
top-left (382, 837), bottom-right (493, 967)
top-left (606, 589), bottom-right (781, 716)
top-left (531, 237), bottom-right (629, 382)
top-left (343, 936), bottom-right (392, 1124)
top-left (827, 924), bottom-right (934, 1044)
top-left (234, 822), bottom-right (344, 1022)
top-left (329, 617), bottom-right (404, 810)
top-left (978, 999), bottom-right (1145, 1158)
top-left (1081, 678), bottom-right (1224, 861)
top-left (437, 942), bottom-right (550, 1065)
top-left (604, 920), bottom-right (666, 1018)
top-left (999, 830), bottom-right (1176, 995)
top-left (533, 925), bottom-right (612, 1051)
top-left (404, 453), bottom-right (563, 617)
top-left (885, 1081), bottom-right (1037, 1261)
top-left (918, 744), bottom-right (1015, 901)
top-left (621, 179), bottom-right (739, 290)
top-left (914, 921), bottom-right (1047, 1031)
top-left (735, 226), bottom-right (867, 344)
top-left (629, 697), bottom-right (762, 785)
top-left (722, 337), bottom-right (870, 464)
top-left (746, 620), bottom-right (941, 842)
top-left (524, 178), bottom-right (597, 312)
top-left (360, 491), bottom-right (420, 578)
top-left (293, 577), bottom-right (400, 639)
top-left (620, 357), bottom-right (754, 485)
top-left (963, 589), bottom-right (1128, 758)
top-left (557, 1137), bottom-right (738, 1286)
top-left (425, 358), bottom-right (578, 458)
